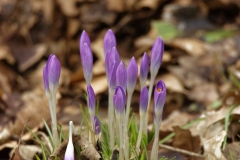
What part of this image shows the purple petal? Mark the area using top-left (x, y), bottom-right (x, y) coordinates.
top-left (140, 52), bottom-right (149, 88)
top-left (140, 86), bottom-right (149, 112)
top-left (109, 61), bottom-right (118, 89)
top-left (87, 84), bottom-right (96, 116)
top-left (94, 115), bottom-right (101, 135)
top-left (79, 30), bottom-right (91, 55)
top-left (47, 54), bottom-right (61, 89)
top-left (116, 61), bottom-right (127, 92)
top-left (105, 47), bottom-right (120, 84)
top-left (114, 86), bottom-right (126, 115)
top-left (150, 37), bottom-right (164, 76)
top-left (104, 29), bottom-right (116, 57)
top-left (80, 43), bottom-right (93, 84)
top-left (127, 57), bottom-right (138, 92)
top-left (154, 80), bottom-right (166, 121)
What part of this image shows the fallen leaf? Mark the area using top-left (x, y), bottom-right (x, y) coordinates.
top-left (203, 131), bottom-right (226, 160)
top-left (10, 147), bottom-right (23, 160)
top-left (223, 142), bottom-right (240, 160)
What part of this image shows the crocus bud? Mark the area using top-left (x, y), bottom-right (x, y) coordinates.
top-left (43, 65), bottom-right (50, 96)
top-left (114, 86), bottom-right (126, 116)
top-left (140, 53), bottom-right (149, 88)
top-left (139, 86), bottom-right (149, 117)
top-left (105, 47), bottom-right (120, 81)
top-left (104, 29), bottom-right (116, 57)
top-left (80, 30), bottom-right (91, 53)
top-left (64, 121), bottom-right (74, 160)
top-left (87, 85), bottom-right (96, 119)
top-left (154, 80), bottom-right (166, 123)
top-left (116, 61), bottom-right (127, 92)
top-left (150, 37), bottom-right (164, 77)
top-left (80, 43), bottom-right (93, 84)
top-left (127, 57), bottom-right (138, 93)
top-left (94, 115), bottom-right (101, 135)
top-left (109, 61), bottom-right (118, 89)
top-left (47, 54), bottom-right (61, 93)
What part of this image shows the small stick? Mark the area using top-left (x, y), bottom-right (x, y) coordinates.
top-left (159, 144), bottom-right (204, 158)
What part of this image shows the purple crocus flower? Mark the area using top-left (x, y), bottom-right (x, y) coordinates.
top-left (87, 84), bottom-right (96, 119)
top-left (64, 121), bottom-right (74, 160)
top-left (127, 57), bottom-right (138, 93)
top-left (105, 47), bottom-right (120, 89)
top-left (140, 86), bottom-right (149, 114)
top-left (94, 115), bottom-right (101, 135)
top-left (46, 54), bottom-right (61, 92)
top-left (104, 29), bottom-right (116, 57)
top-left (79, 31), bottom-right (93, 84)
top-left (154, 80), bottom-right (166, 122)
top-left (114, 86), bottom-right (126, 115)
top-left (150, 37), bottom-right (164, 77)
top-left (140, 52), bottom-right (149, 88)
top-left (116, 61), bottom-right (127, 92)
top-left (80, 30), bottom-right (91, 54)
top-left (105, 47), bottom-right (120, 81)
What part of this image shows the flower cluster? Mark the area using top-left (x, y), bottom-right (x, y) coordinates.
top-left (43, 29), bottom-right (166, 160)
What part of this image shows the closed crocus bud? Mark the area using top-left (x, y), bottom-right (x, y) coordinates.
top-left (116, 62), bottom-right (127, 92)
top-left (104, 29), bottom-right (116, 57)
top-left (80, 43), bottom-right (93, 84)
top-left (109, 61), bottom-right (118, 89)
top-left (140, 53), bottom-right (149, 88)
top-left (47, 54), bottom-right (61, 92)
top-left (154, 80), bottom-right (166, 123)
top-left (64, 121), bottom-right (74, 160)
top-left (94, 115), bottom-right (101, 135)
top-left (105, 47), bottom-right (120, 81)
top-left (139, 86), bottom-right (149, 117)
top-left (114, 86), bottom-right (126, 116)
top-left (80, 30), bottom-right (91, 54)
top-left (43, 65), bottom-right (50, 96)
top-left (127, 57), bottom-right (138, 93)
top-left (150, 37), bottom-right (164, 77)
top-left (87, 84), bottom-right (96, 119)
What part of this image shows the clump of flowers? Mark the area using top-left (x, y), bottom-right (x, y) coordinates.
top-left (43, 29), bottom-right (166, 160)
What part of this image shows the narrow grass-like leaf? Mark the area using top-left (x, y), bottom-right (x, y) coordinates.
top-left (140, 150), bottom-right (145, 160)
top-left (74, 143), bottom-right (81, 160)
top-left (223, 104), bottom-right (237, 150)
top-left (229, 70), bottom-right (240, 90)
top-left (26, 126), bottom-right (51, 156)
top-left (35, 154), bottom-right (41, 160)
top-left (43, 119), bottom-right (54, 146)
top-left (229, 151), bottom-right (234, 160)
top-left (142, 138), bottom-right (148, 160)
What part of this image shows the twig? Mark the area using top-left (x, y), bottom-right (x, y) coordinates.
top-left (159, 144), bottom-right (204, 158)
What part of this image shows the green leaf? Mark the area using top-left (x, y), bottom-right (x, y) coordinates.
top-left (152, 21), bottom-right (179, 40)
top-left (204, 29), bottom-right (235, 43)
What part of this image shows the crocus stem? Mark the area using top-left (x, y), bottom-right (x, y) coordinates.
top-left (118, 115), bottom-right (124, 160)
top-left (123, 122), bottom-right (129, 160)
top-left (150, 120), bottom-right (161, 160)
top-left (136, 115), bottom-right (144, 154)
top-left (124, 90), bottom-right (133, 128)
top-left (108, 89), bottom-right (115, 150)
top-left (143, 73), bottom-right (156, 135)
top-left (51, 89), bottom-right (60, 148)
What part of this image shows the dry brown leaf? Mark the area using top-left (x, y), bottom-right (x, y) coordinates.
top-left (203, 131), bottom-right (226, 160)
top-left (135, 0), bottom-right (161, 11)
top-left (0, 45), bottom-right (15, 64)
top-left (168, 38), bottom-right (206, 57)
top-left (10, 145), bottom-right (42, 160)
top-left (10, 147), bottom-right (23, 160)
top-left (105, 0), bottom-right (124, 12)
top-left (56, 0), bottom-right (79, 16)
top-left (223, 142), bottom-right (240, 160)
top-left (158, 73), bottom-right (186, 94)
top-left (10, 44), bottom-right (47, 72)
top-left (188, 82), bottom-right (219, 105)
top-left (172, 126), bottom-right (200, 154)
top-left (161, 110), bottom-right (194, 132)
top-left (79, 75), bottom-right (108, 95)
